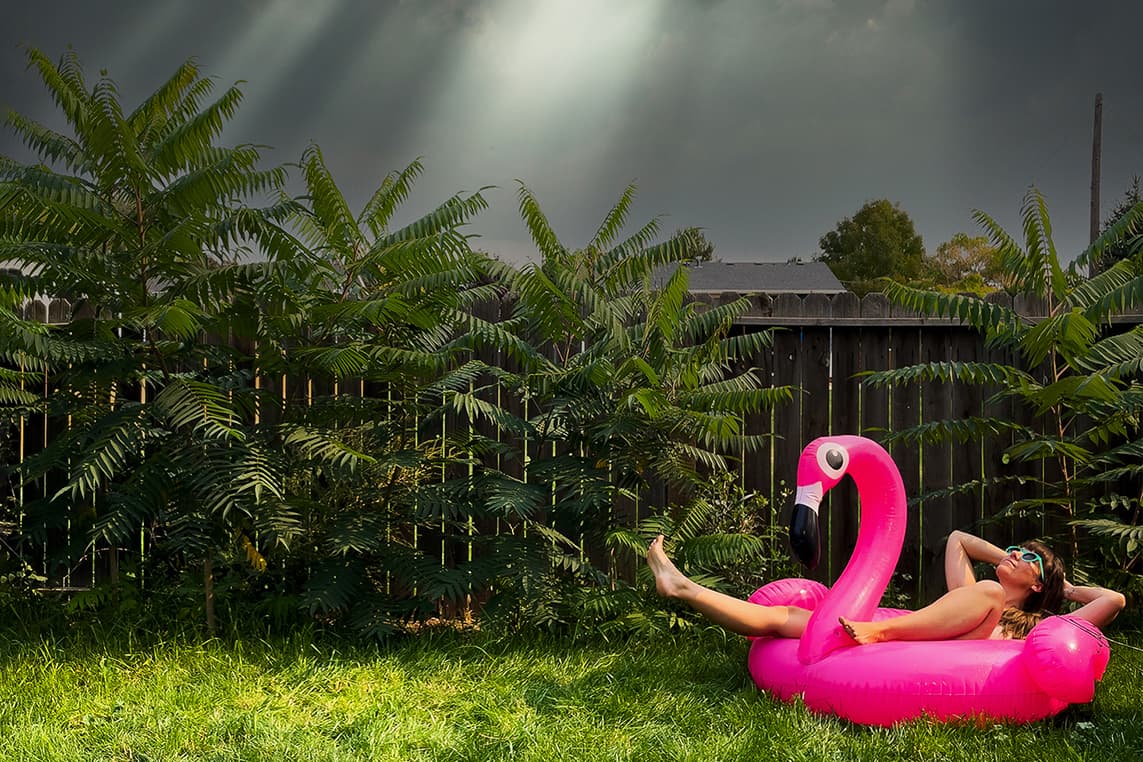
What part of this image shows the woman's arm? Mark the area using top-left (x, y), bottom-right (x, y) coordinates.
top-left (945, 530), bottom-right (1008, 591)
top-left (1064, 581), bottom-right (1126, 628)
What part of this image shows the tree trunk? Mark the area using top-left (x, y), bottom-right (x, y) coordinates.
top-left (203, 556), bottom-right (216, 635)
top-left (109, 545), bottom-right (120, 595)
top-left (100, 482), bottom-right (120, 598)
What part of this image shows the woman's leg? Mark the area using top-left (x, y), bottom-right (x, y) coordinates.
top-left (648, 535), bottom-right (810, 638)
top-left (840, 580), bottom-right (1005, 644)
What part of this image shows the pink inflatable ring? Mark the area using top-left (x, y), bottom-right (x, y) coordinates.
top-left (746, 436), bottom-right (1110, 726)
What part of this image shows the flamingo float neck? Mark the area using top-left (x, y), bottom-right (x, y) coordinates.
top-left (789, 436), bottom-right (908, 664)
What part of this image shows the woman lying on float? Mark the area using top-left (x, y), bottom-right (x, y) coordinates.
top-left (647, 529), bottom-right (1124, 643)
top-left (646, 435), bottom-right (1125, 726)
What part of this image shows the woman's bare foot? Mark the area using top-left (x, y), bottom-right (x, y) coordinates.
top-left (839, 616), bottom-right (885, 645)
top-left (647, 535), bottom-right (693, 599)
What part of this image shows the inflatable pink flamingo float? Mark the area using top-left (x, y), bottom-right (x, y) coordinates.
top-left (747, 435), bottom-right (1110, 725)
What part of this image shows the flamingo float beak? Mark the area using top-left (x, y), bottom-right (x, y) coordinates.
top-left (790, 482), bottom-right (823, 569)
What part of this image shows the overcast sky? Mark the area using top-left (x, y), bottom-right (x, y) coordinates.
top-left (3, 0), bottom-right (1142, 265)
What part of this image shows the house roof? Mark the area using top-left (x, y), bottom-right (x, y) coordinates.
top-left (654, 261), bottom-right (847, 295)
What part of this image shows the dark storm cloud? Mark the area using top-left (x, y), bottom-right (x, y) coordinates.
top-left (924, 1), bottom-right (1143, 254)
top-left (3, 0), bottom-right (1143, 264)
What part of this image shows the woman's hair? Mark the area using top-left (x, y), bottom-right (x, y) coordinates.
top-left (999, 539), bottom-right (1066, 639)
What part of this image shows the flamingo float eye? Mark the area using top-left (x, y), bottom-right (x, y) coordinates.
top-left (816, 443), bottom-right (848, 478)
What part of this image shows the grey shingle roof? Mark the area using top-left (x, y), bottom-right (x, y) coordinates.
top-left (654, 261), bottom-right (847, 295)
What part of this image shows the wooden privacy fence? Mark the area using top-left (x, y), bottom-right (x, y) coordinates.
top-left (5, 291), bottom-right (1140, 605)
top-left (713, 290), bottom-right (1067, 603)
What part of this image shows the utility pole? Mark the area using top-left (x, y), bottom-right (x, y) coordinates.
top-left (1089, 92), bottom-right (1103, 277)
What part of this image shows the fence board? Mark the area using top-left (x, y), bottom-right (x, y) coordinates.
top-left (769, 326), bottom-right (808, 576)
top-left (830, 324), bottom-right (862, 586)
top-left (801, 326), bottom-right (836, 578)
top-left (980, 340), bottom-right (1018, 549)
top-left (744, 325), bottom-right (777, 533)
top-left (919, 328), bottom-right (953, 602)
top-left (889, 328), bottom-right (923, 603)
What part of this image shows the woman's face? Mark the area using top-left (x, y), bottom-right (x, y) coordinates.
top-left (996, 547), bottom-right (1043, 591)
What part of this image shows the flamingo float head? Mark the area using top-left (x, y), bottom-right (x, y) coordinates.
top-left (786, 435), bottom-right (909, 664)
top-left (789, 438), bottom-right (852, 570)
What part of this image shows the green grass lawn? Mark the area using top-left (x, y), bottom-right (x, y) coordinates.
top-left (1, 625), bottom-right (1140, 761)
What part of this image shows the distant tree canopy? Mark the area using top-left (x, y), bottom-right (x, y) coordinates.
top-left (1097, 175), bottom-right (1143, 271)
top-left (674, 226), bottom-right (715, 263)
top-left (918, 232), bottom-right (1003, 295)
top-left (816, 199), bottom-right (924, 295)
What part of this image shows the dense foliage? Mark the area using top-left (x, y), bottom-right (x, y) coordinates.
top-left (0, 49), bottom-right (293, 626)
top-left (5, 49), bottom-right (1140, 641)
top-left (0, 50), bottom-right (784, 637)
top-left (1097, 175), bottom-right (1143, 272)
top-left (452, 183), bottom-right (794, 632)
top-left (870, 188), bottom-right (1143, 599)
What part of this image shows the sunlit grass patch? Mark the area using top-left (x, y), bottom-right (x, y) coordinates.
top-left (0, 626), bottom-right (1139, 761)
